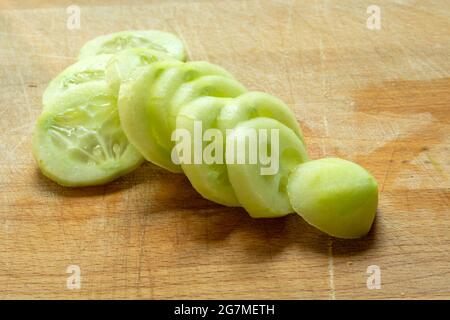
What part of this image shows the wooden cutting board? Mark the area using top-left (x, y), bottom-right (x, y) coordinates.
top-left (0, 0), bottom-right (449, 299)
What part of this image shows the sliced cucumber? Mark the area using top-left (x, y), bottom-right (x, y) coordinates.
top-left (105, 48), bottom-right (175, 94)
top-left (33, 82), bottom-right (144, 187)
top-left (78, 30), bottom-right (186, 61)
top-left (287, 158), bottom-right (378, 239)
top-left (217, 92), bottom-right (305, 144)
top-left (226, 118), bottom-right (308, 218)
top-left (117, 60), bottom-right (184, 172)
top-left (176, 97), bottom-right (240, 206)
top-left (118, 61), bottom-right (242, 172)
top-left (42, 54), bottom-right (112, 108)
top-left (169, 75), bottom-right (247, 131)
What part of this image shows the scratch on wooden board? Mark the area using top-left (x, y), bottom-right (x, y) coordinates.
top-left (380, 146), bottom-right (396, 192)
top-left (0, 11), bottom-right (56, 49)
top-left (169, 19), bottom-right (192, 61)
top-left (285, 0), bottom-right (294, 33)
top-left (136, 226), bottom-right (146, 293)
top-left (321, 115), bottom-right (330, 156)
top-left (6, 32), bottom-right (33, 122)
top-left (32, 54), bottom-right (75, 60)
top-left (425, 153), bottom-right (448, 180)
top-left (0, 31), bottom-right (55, 51)
top-left (5, 126), bottom-right (33, 161)
top-left (0, 104), bottom-right (11, 119)
top-left (0, 121), bottom-right (34, 136)
top-left (379, 215), bottom-right (450, 257)
top-left (328, 238), bottom-right (336, 300)
top-left (322, 116), bottom-right (330, 137)
top-left (318, 38), bottom-right (328, 93)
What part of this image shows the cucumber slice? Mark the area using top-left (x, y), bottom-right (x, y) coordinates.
top-left (169, 75), bottom-right (247, 131)
top-left (226, 118), bottom-right (308, 218)
top-left (287, 158), bottom-right (378, 239)
top-left (118, 61), bottom-right (242, 172)
top-left (33, 82), bottom-right (144, 187)
top-left (217, 92), bottom-right (305, 144)
top-left (176, 97), bottom-right (240, 206)
top-left (105, 48), bottom-right (175, 94)
top-left (118, 60), bottom-right (184, 172)
top-left (42, 54), bottom-right (112, 108)
top-left (78, 30), bottom-right (186, 61)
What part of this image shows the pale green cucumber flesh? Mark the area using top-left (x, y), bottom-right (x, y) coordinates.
top-left (118, 61), bottom-right (184, 172)
top-left (217, 91), bottom-right (305, 144)
top-left (287, 158), bottom-right (378, 239)
top-left (78, 30), bottom-right (187, 61)
top-left (42, 54), bottom-right (113, 108)
top-left (169, 75), bottom-right (247, 131)
top-left (176, 97), bottom-right (240, 206)
top-left (34, 82), bottom-right (143, 187)
top-left (105, 47), bottom-right (175, 94)
top-left (226, 118), bottom-right (308, 218)
top-left (118, 61), bottom-right (242, 173)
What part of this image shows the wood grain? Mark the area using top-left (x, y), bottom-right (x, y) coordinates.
top-left (0, 0), bottom-right (449, 299)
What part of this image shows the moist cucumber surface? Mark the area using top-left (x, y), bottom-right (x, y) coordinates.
top-left (217, 92), bottom-right (305, 144)
top-left (287, 158), bottom-right (378, 238)
top-left (226, 118), bottom-right (309, 218)
top-left (105, 48), bottom-right (175, 94)
top-left (33, 82), bottom-right (143, 187)
top-left (118, 61), bottom-right (244, 172)
top-left (117, 60), bottom-right (184, 172)
top-left (78, 30), bottom-right (186, 61)
top-left (42, 54), bottom-right (112, 108)
top-left (176, 97), bottom-right (240, 206)
top-left (169, 75), bottom-right (247, 132)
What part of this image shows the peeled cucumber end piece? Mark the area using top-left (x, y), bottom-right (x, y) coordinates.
top-left (287, 158), bottom-right (378, 239)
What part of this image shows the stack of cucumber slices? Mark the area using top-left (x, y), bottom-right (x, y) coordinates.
top-left (33, 30), bottom-right (378, 239)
